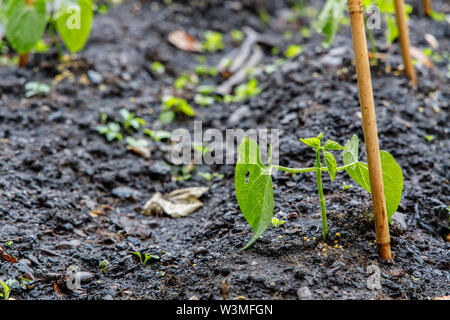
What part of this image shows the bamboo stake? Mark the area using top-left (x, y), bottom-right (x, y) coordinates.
top-left (347, 0), bottom-right (391, 260)
top-left (422, 0), bottom-right (432, 17)
top-left (394, 0), bottom-right (417, 86)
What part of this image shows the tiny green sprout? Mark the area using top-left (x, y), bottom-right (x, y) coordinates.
top-left (258, 8), bottom-right (271, 24)
top-left (196, 84), bottom-right (216, 95)
top-left (0, 279), bottom-right (10, 300)
top-left (231, 29), bottom-right (244, 43)
top-left (342, 182), bottom-right (351, 191)
top-left (130, 251), bottom-right (160, 265)
top-left (158, 271), bottom-right (166, 277)
top-left (283, 30), bottom-right (294, 40)
top-left (429, 10), bottom-right (445, 22)
top-left (235, 134), bottom-right (403, 248)
top-left (99, 260), bottom-right (109, 273)
top-left (233, 78), bottom-right (262, 102)
top-left (176, 164), bottom-right (193, 181)
top-left (160, 95), bottom-right (195, 124)
top-left (284, 44), bottom-right (303, 59)
top-left (6, 241), bottom-right (13, 246)
top-left (144, 129), bottom-right (171, 142)
top-left (300, 27), bottom-right (312, 38)
top-left (100, 113), bottom-right (108, 123)
top-left (198, 171), bottom-right (224, 181)
top-left (174, 74), bottom-right (198, 89)
top-left (143, 253), bottom-right (160, 265)
top-left (120, 108), bottom-right (145, 132)
top-left (271, 47), bottom-right (280, 56)
top-left (25, 81), bottom-right (50, 98)
top-left (425, 135), bottom-right (435, 142)
top-left (126, 137), bottom-right (149, 149)
top-left (193, 142), bottom-right (213, 155)
top-left (195, 65), bottom-right (219, 77)
top-left (194, 94), bottom-right (214, 106)
top-left (97, 122), bottom-right (123, 142)
top-left (271, 217), bottom-right (285, 228)
top-left (202, 30), bottom-right (225, 53)
top-left (151, 61), bottom-right (165, 75)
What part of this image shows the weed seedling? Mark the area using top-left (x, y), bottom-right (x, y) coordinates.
top-left (284, 44), bottom-right (304, 58)
top-left (235, 133), bottom-right (403, 248)
top-left (271, 217), bottom-right (285, 228)
top-left (24, 81), bottom-right (50, 97)
top-left (0, 280), bottom-right (10, 300)
top-left (151, 61), bottom-right (165, 75)
top-left (96, 122), bottom-right (123, 142)
top-left (120, 108), bottom-right (145, 132)
top-left (202, 30), bottom-right (225, 53)
top-left (144, 129), bottom-right (171, 142)
top-left (130, 252), bottom-right (160, 265)
top-left (160, 95), bottom-right (195, 124)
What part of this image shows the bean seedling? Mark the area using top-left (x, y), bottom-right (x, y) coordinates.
top-left (235, 133), bottom-right (403, 248)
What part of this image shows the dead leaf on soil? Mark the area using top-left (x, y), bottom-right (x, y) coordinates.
top-left (168, 30), bottom-right (202, 52)
top-left (434, 296), bottom-right (450, 300)
top-left (0, 246), bottom-right (18, 263)
top-left (89, 204), bottom-right (114, 218)
top-left (142, 186), bottom-right (209, 218)
top-left (410, 47), bottom-right (433, 69)
top-left (126, 145), bottom-right (151, 159)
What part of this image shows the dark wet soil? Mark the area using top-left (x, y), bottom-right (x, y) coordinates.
top-left (0, 0), bottom-right (448, 300)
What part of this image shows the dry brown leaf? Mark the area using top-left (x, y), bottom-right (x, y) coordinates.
top-left (142, 186), bottom-right (209, 218)
top-left (126, 145), bottom-right (151, 159)
top-left (168, 30), bottom-right (202, 52)
top-left (410, 47), bottom-right (433, 69)
top-left (0, 246), bottom-right (18, 263)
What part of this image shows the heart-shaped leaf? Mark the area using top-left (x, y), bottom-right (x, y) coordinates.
top-left (323, 150), bottom-right (337, 181)
top-left (6, 0), bottom-right (47, 54)
top-left (56, 0), bottom-right (93, 53)
top-left (235, 138), bottom-right (273, 249)
top-left (343, 135), bottom-right (403, 223)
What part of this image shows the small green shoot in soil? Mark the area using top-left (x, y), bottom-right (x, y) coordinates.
top-left (202, 30), bottom-right (225, 53)
top-left (235, 134), bottom-right (403, 248)
top-left (97, 122), bottom-right (123, 142)
top-left (0, 280), bottom-right (10, 300)
top-left (284, 44), bottom-right (303, 59)
top-left (151, 61), bottom-right (165, 75)
top-left (160, 95), bottom-right (195, 124)
top-left (271, 217), bottom-right (285, 228)
top-left (25, 81), bottom-right (50, 97)
top-left (120, 108), bottom-right (145, 132)
top-left (130, 252), bottom-right (160, 265)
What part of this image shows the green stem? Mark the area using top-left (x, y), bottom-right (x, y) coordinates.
top-left (364, 11), bottom-right (378, 64)
top-left (315, 150), bottom-right (327, 240)
top-left (273, 161), bottom-right (357, 174)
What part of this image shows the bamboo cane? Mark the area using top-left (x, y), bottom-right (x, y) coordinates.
top-left (394, 0), bottom-right (417, 86)
top-left (347, 0), bottom-right (391, 260)
top-left (422, 0), bottom-right (432, 17)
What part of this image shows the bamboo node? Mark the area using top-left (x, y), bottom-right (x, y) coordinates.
top-left (347, 0), bottom-right (363, 14)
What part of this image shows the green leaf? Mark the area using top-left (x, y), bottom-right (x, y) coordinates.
top-left (323, 139), bottom-right (346, 150)
top-left (299, 137), bottom-right (320, 148)
top-left (343, 135), bottom-right (403, 223)
top-left (323, 150), bottom-right (337, 181)
top-left (343, 135), bottom-right (371, 192)
top-left (56, 0), bottom-right (93, 53)
top-left (316, 0), bottom-right (347, 48)
top-left (385, 14), bottom-right (398, 44)
top-left (159, 110), bottom-right (175, 124)
top-left (6, 0), bottom-right (47, 54)
top-left (235, 138), bottom-right (274, 249)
